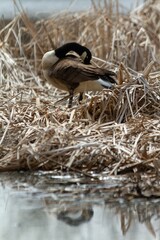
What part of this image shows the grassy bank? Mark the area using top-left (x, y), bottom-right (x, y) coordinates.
top-left (0, 0), bottom-right (159, 190)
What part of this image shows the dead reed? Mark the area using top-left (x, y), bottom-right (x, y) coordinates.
top-left (0, 0), bottom-right (159, 182)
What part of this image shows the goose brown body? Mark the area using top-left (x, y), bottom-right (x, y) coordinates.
top-left (43, 55), bottom-right (116, 91)
top-left (42, 42), bottom-right (117, 107)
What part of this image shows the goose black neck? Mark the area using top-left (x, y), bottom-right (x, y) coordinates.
top-left (55, 42), bottom-right (92, 64)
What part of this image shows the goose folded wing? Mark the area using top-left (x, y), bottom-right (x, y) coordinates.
top-left (50, 59), bottom-right (117, 85)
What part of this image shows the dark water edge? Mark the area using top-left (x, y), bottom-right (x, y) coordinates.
top-left (1, 0), bottom-right (145, 19)
top-left (0, 171), bottom-right (160, 240)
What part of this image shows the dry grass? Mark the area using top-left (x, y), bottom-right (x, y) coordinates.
top-left (0, 0), bottom-right (160, 183)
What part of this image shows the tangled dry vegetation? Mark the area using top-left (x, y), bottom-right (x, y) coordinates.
top-left (0, 0), bottom-right (159, 182)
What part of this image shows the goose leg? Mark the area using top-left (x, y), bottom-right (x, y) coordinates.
top-left (78, 92), bottom-right (83, 103)
top-left (68, 90), bottom-right (74, 108)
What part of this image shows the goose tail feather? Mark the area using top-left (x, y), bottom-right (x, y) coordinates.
top-left (97, 74), bottom-right (117, 88)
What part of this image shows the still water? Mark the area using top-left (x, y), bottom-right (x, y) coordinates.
top-left (0, 172), bottom-right (160, 240)
top-left (1, 0), bottom-right (144, 18)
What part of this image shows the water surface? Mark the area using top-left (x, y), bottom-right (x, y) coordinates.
top-left (0, 0), bottom-right (145, 18)
top-left (0, 171), bottom-right (160, 240)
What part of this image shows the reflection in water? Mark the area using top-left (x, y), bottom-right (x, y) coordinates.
top-left (0, 172), bottom-right (160, 240)
top-left (57, 207), bottom-right (94, 226)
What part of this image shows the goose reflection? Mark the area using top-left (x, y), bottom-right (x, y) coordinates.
top-left (57, 206), bottom-right (94, 226)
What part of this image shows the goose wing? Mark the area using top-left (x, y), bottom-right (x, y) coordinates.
top-left (50, 57), bottom-right (116, 85)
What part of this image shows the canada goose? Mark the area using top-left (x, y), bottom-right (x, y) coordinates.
top-left (42, 42), bottom-right (117, 107)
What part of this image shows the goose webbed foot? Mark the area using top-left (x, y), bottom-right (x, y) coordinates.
top-left (68, 92), bottom-right (84, 107)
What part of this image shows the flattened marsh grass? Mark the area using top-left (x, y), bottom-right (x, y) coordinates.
top-left (0, 0), bottom-right (160, 193)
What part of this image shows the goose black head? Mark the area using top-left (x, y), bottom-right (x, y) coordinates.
top-left (55, 42), bottom-right (92, 64)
